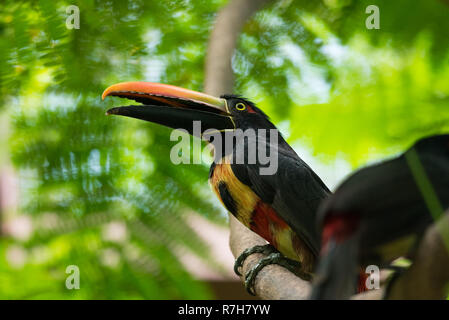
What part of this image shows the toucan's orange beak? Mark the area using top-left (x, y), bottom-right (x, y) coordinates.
top-left (102, 81), bottom-right (234, 136)
top-left (102, 81), bottom-right (229, 114)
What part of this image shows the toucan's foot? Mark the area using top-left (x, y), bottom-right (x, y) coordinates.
top-left (244, 252), bottom-right (309, 296)
top-left (234, 244), bottom-right (277, 276)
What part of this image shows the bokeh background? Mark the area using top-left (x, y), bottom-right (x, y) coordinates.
top-left (1, 0), bottom-right (449, 299)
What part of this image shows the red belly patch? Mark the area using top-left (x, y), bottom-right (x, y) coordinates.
top-left (250, 201), bottom-right (288, 246)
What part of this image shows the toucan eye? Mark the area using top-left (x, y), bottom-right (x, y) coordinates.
top-left (235, 103), bottom-right (246, 111)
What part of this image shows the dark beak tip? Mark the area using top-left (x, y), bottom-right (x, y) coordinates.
top-left (105, 107), bottom-right (120, 116)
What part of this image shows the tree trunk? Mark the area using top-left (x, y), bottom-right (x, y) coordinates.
top-left (204, 0), bottom-right (312, 299)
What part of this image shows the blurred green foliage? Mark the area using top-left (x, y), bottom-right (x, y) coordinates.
top-left (1, 0), bottom-right (225, 299)
top-left (1, 0), bottom-right (448, 299)
top-left (237, 0), bottom-right (449, 165)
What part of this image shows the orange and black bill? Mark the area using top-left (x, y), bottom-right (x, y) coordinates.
top-left (102, 82), bottom-right (235, 136)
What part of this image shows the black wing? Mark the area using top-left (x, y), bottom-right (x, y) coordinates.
top-left (232, 149), bottom-right (331, 256)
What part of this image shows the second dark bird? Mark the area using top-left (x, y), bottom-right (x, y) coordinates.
top-left (310, 134), bottom-right (449, 299)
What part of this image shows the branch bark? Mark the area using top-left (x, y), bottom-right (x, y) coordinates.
top-left (204, 0), bottom-right (449, 300)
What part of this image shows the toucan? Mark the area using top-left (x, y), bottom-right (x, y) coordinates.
top-left (310, 134), bottom-right (449, 299)
top-left (102, 82), bottom-right (331, 294)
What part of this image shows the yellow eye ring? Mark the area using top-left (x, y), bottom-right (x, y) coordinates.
top-left (235, 103), bottom-right (246, 111)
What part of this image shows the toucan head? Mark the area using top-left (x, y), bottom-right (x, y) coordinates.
top-left (102, 82), bottom-right (276, 138)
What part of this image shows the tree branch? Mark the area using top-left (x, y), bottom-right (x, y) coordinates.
top-left (229, 215), bottom-right (311, 299)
